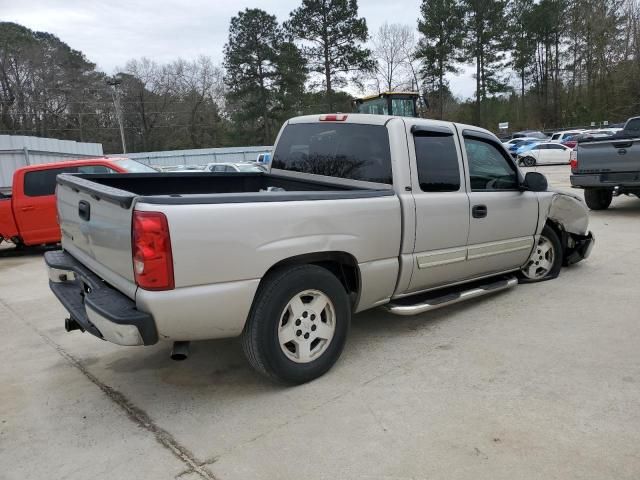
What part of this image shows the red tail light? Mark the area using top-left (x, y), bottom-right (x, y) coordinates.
top-left (570, 149), bottom-right (578, 172)
top-left (132, 211), bottom-right (174, 290)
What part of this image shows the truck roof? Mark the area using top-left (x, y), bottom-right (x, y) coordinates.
top-left (14, 157), bottom-right (128, 174)
top-left (285, 114), bottom-right (497, 139)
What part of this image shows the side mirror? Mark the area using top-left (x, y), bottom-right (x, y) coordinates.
top-left (522, 172), bottom-right (548, 192)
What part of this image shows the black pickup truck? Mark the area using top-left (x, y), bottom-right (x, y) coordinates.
top-left (570, 117), bottom-right (640, 210)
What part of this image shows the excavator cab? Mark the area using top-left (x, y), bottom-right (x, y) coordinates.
top-left (353, 92), bottom-right (420, 117)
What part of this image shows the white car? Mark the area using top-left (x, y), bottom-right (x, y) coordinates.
top-left (549, 130), bottom-right (584, 143)
top-left (517, 142), bottom-right (572, 166)
top-left (205, 162), bottom-right (265, 173)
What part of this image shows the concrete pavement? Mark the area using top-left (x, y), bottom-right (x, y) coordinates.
top-left (1, 165), bottom-right (639, 480)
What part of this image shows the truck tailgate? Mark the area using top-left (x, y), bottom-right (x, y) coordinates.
top-left (577, 137), bottom-right (640, 173)
top-left (57, 175), bottom-right (137, 298)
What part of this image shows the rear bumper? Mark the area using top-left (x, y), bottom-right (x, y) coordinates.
top-left (44, 250), bottom-right (157, 346)
top-left (565, 231), bottom-right (595, 266)
top-left (571, 173), bottom-right (640, 188)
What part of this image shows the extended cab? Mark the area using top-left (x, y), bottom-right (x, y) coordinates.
top-left (45, 115), bottom-right (595, 383)
top-left (570, 116), bottom-right (640, 210)
top-left (0, 158), bottom-right (156, 246)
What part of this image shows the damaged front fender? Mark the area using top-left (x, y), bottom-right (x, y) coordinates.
top-left (543, 190), bottom-right (590, 235)
top-left (538, 190), bottom-right (595, 265)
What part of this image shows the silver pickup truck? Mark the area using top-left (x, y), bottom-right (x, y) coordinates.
top-left (45, 114), bottom-right (595, 383)
top-left (570, 116), bottom-right (640, 210)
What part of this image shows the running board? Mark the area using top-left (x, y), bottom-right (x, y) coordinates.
top-left (384, 276), bottom-right (518, 316)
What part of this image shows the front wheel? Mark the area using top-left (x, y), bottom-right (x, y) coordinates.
top-left (242, 265), bottom-right (351, 384)
top-left (519, 225), bottom-right (563, 283)
top-left (584, 188), bottom-right (612, 210)
top-left (521, 156), bottom-right (536, 167)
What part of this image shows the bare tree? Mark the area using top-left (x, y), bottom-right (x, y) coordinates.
top-left (369, 23), bottom-right (417, 93)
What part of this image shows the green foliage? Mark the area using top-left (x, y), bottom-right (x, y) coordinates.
top-left (223, 9), bottom-right (307, 145)
top-left (416, 0), bottom-right (464, 118)
top-left (460, 0), bottom-right (509, 124)
top-left (285, 0), bottom-right (373, 105)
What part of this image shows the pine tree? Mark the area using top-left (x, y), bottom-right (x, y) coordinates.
top-left (285, 0), bottom-right (373, 109)
top-left (460, 0), bottom-right (509, 125)
top-left (416, 0), bottom-right (464, 119)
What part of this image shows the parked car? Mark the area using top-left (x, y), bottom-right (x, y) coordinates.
top-left (513, 139), bottom-right (542, 156)
top-left (517, 142), bottom-right (573, 166)
top-left (44, 114), bottom-right (594, 384)
top-left (564, 132), bottom-right (614, 149)
top-left (549, 130), bottom-right (584, 143)
top-left (0, 157), bottom-right (157, 247)
top-left (570, 116), bottom-right (640, 210)
top-left (256, 152), bottom-right (271, 164)
top-left (505, 137), bottom-right (541, 157)
top-left (205, 162), bottom-right (265, 173)
top-left (512, 130), bottom-right (548, 140)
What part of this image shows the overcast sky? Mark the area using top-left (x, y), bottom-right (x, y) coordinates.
top-left (1, 0), bottom-right (476, 98)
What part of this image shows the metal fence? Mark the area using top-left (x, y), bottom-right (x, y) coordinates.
top-left (0, 135), bottom-right (103, 190)
top-left (126, 145), bottom-right (272, 168)
top-left (0, 135), bottom-right (272, 191)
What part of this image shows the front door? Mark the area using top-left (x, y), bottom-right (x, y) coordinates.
top-left (406, 123), bottom-right (471, 293)
top-left (462, 132), bottom-right (539, 278)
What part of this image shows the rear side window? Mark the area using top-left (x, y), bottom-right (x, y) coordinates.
top-left (272, 123), bottom-right (392, 184)
top-left (414, 133), bottom-right (460, 192)
top-left (24, 167), bottom-right (78, 196)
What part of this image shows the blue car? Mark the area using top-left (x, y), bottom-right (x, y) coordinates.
top-left (514, 140), bottom-right (541, 155)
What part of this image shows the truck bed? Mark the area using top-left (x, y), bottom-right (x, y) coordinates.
top-left (57, 170), bottom-right (394, 208)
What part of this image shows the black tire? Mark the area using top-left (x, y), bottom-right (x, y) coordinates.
top-left (584, 188), bottom-right (612, 210)
top-left (242, 264), bottom-right (351, 384)
top-left (522, 156), bottom-right (536, 167)
top-left (518, 225), bottom-right (563, 283)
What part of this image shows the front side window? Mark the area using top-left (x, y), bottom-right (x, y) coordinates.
top-left (77, 165), bottom-right (117, 174)
top-left (464, 137), bottom-right (518, 191)
top-left (391, 98), bottom-right (415, 117)
top-left (357, 98), bottom-right (387, 115)
top-left (414, 133), bottom-right (460, 192)
top-left (272, 123), bottom-right (393, 184)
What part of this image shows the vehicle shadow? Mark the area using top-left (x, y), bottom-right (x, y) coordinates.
top-left (95, 290), bottom-right (508, 397)
top-left (592, 197), bottom-right (640, 217)
top-left (0, 243), bottom-right (58, 258)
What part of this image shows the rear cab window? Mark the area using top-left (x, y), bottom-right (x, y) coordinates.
top-left (24, 167), bottom-right (79, 196)
top-left (272, 123), bottom-right (393, 184)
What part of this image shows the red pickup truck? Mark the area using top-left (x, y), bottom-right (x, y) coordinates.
top-left (0, 157), bottom-right (156, 247)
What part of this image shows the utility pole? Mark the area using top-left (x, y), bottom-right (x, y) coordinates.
top-left (106, 76), bottom-right (127, 154)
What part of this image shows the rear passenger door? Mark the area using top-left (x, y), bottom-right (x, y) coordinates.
top-left (462, 131), bottom-right (539, 278)
top-left (407, 124), bottom-right (471, 293)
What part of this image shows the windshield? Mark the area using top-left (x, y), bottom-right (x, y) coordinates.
top-left (272, 123), bottom-right (393, 184)
top-left (113, 158), bottom-right (158, 173)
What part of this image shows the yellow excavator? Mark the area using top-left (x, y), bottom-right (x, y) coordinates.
top-left (352, 91), bottom-right (423, 118)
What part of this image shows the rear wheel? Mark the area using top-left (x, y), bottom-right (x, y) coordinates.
top-left (242, 265), bottom-right (351, 384)
top-left (584, 188), bottom-right (612, 210)
top-left (519, 225), bottom-right (563, 283)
